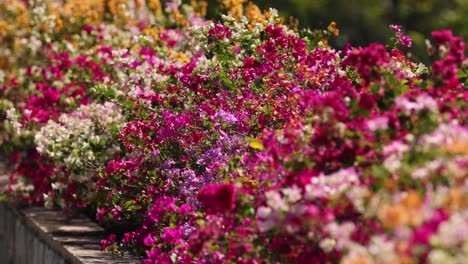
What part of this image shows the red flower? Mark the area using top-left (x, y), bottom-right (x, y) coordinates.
top-left (432, 30), bottom-right (453, 45)
top-left (342, 43), bottom-right (391, 84)
top-left (197, 183), bottom-right (237, 214)
top-left (208, 23), bottom-right (232, 40)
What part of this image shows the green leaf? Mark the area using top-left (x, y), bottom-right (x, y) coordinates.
top-left (128, 205), bottom-right (142, 212)
top-left (220, 75), bottom-right (236, 90)
top-left (124, 200), bottom-right (133, 208)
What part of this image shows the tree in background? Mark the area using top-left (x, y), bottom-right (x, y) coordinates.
top-left (200, 0), bottom-right (468, 62)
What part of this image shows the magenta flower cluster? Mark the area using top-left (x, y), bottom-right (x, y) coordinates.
top-left (1, 1), bottom-right (467, 263)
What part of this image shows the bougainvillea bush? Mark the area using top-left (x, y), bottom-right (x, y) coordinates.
top-left (1, 0), bottom-right (467, 263)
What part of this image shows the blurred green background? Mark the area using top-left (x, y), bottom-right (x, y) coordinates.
top-left (203, 0), bottom-right (468, 62)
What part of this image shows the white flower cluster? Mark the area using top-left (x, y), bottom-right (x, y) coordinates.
top-left (5, 108), bottom-right (22, 134)
top-left (34, 102), bottom-right (124, 172)
top-left (5, 108), bottom-right (32, 136)
top-left (256, 168), bottom-right (361, 234)
top-left (419, 122), bottom-right (468, 147)
top-left (395, 94), bottom-right (438, 115)
top-left (428, 211), bottom-right (468, 264)
top-left (256, 186), bottom-right (303, 233)
top-left (305, 167), bottom-right (360, 199)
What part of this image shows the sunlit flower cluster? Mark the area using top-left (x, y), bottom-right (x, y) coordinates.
top-left (35, 102), bottom-right (123, 168)
top-left (1, 0), bottom-right (467, 263)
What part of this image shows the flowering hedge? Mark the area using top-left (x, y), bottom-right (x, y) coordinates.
top-left (1, 0), bottom-right (468, 263)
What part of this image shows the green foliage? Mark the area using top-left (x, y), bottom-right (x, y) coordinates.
top-left (206, 0), bottom-right (468, 62)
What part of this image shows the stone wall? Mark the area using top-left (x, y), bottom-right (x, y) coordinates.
top-left (0, 204), bottom-right (139, 263)
top-left (0, 160), bottom-right (141, 263)
top-left (0, 204), bottom-right (68, 264)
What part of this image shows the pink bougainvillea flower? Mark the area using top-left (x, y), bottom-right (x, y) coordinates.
top-left (198, 183), bottom-right (237, 214)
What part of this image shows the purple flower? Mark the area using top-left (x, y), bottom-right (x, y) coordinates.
top-left (399, 34), bottom-right (412, 48)
top-left (181, 222), bottom-right (197, 237)
top-left (389, 24), bottom-right (402, 33)
top-left (390, 25), bottom-right (412, 47)
top-left (214, 110), bottom-right (238, 125)
top-left (165, 1), bottom-right (179, 12)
